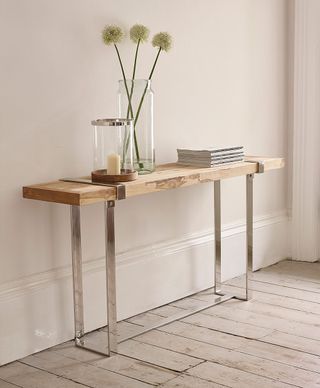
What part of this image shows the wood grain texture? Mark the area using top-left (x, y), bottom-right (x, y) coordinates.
top-left (159, 374), bottom-right (225, 388)
top-left (158, 320), bottom-right (320, 374)
top-left (0, 380), bottom-right (22, 388)
top-left (20, 351), bottom-right (153, 388)
top-left (0, 362), bottom-right (90, 388)
top-left (187, 361), bottom-right (294, 388)
top-left (22, 157), bottom-right (284, 205)
top-left (134, 330), bottom-right (320, 387)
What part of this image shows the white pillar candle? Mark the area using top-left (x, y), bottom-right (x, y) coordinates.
top-left (107, 153), bottom-right (121, 175)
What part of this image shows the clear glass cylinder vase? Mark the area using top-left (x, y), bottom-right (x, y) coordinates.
top-left (118, 79), bottom-right (154, 174)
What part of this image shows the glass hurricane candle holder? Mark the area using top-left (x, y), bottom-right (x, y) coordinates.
top-left (91, 118), bottom-right (137, 183)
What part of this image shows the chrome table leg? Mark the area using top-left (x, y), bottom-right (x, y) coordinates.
top-left (69, 201), bottom-right (118, 357)
top-left (246, 173), bottom-right (254, 300)
top-left (104, 200), bottom-right (118, 355)
top-left (70, 205), bottom-right (84, 343)
top-left (214, 180), bottom-right (222, 295)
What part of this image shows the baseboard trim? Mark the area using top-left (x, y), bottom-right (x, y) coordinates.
top-left (0, 210), bottom-right (288, 301)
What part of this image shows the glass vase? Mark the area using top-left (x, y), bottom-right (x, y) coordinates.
top-left (118, 79), bottom-right (154, 174)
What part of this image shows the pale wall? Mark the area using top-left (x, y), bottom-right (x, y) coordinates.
top-left (0, 0), bottom-right (288, 364)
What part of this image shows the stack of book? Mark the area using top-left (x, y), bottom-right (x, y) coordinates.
top-left (177, 146), bottom-right (244, 167)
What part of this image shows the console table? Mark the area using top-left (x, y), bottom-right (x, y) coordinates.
top-left (23, 156), bottom-right (284, 357)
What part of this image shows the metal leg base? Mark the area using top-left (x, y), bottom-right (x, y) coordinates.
top-left (214, 180), bottom-right (222, 294)
top-left (119, 293), bottom-right (234, 342)
top-left (72, 291), bottom-right (237, 355)
top-left (233, 294), bottom-right (250, 302)
top-left (212, 174), bottom-right (253, 302)
top-left (70, 201), bottom-right (118, 357)
top-left (231, 174), bottom-right (254, 301)
top-left (245, 173), bottom-right (254, 301)
top-left (75, 335), bottom-right (112, 357)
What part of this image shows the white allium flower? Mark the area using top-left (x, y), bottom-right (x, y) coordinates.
top-left (102, 25), bottom-right (124, 45)
top-left (152, 32), bottom-right (172, 52)
top-left (130, 24), bottom-right (149, 43)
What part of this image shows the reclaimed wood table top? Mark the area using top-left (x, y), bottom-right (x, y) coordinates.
top-left (22, 156), bottom-right (284, 206)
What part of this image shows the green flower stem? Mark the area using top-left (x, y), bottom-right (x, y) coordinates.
top-left (129, 40), bottom-right (143, 167)
top-left (132, 40), bottom-right (140, 78)
top-left (126, 39), bottom-right (140, 119)
top-left (114, 44), bottom-right (133, 118)
top-left (124, 40), bottom-right (144, 168)
top-left (149, 47), bottom-right (162, 80)
top-left (114, 43), bottom-right (141, 164)
top-left (134, 48), bottom-right (161, 130)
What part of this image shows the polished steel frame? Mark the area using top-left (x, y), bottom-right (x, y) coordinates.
top-left (69, 173), bottom-right (255, 356)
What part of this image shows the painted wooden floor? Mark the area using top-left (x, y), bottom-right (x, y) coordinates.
top-left (1, 259), bottom-right (320, 387)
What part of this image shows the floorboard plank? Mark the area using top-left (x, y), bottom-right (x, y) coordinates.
top-left (117, 339), bottom-right (203, 372)
top-left (187, 361), bottom-right (297, 388)
top-left (264, 261), bottom-right (320, 283)
top-left (133, 330), bottom-right (320, 387)
top-left (126, 312), bottom-right (162, 327)
top-left (149, 305), bottom-right (185, 317)
top-left (92, 355), bottom-right (178, 385)
top-left (182, 310), bottom-right (274, 339)
top-left (101, 321), bottom-right (144, 338)
top-left (226, 277), bottom-right (320, 303)
top-left (220, 298), bottom-right (320, 326)
top-left (0, 362), bottom-right (90, 388)
top-left (261, 331), bottom-right (320, 357)
top-left (237, 339), bottom-right (320, 374)
top-left (159, 321), bottom-right (248, 349)
top-left (21, 352), bottom-right (153, 388)
top-left (159, 321), bottom-right (320, 374)
top-left (220, 284), bottom-right (320, 315)
top-left (249, 270), bottom-right (320, 293)
top-left (48, 340), bottom-right (179, 386)
top-left (171, 295), bottom-right (219, 311)
top-left (202, 303), bottom-right (320, 341)
top-left (158, 374), bottom-right (225, 388)
top-left (0, 379), bottom-right (22, 388)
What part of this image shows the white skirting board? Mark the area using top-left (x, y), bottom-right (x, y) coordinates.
top-left (0, 210), bottom-right (289, 365)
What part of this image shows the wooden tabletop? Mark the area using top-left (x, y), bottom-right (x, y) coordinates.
top-left (22, 157), bottom-right (284, 206)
